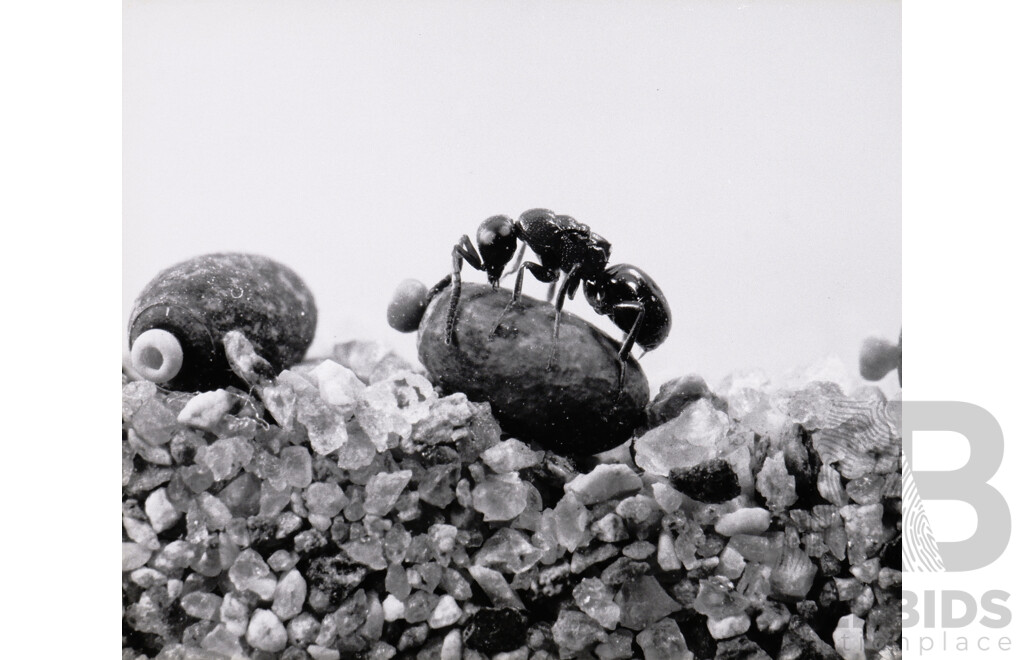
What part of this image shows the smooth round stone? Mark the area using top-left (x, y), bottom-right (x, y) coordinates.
top-left (714, 508), bottom-right (772, 536)
top-left (417, 284), bottom-right (649, 454)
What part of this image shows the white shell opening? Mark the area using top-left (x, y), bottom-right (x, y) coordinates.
top-left (131, 328), bottom-right (184, 384)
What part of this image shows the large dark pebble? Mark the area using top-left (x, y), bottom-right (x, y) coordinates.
top-left (463, 607), bottom-right (529, 654)
top-left (417, 283), bottom-right (650, 454)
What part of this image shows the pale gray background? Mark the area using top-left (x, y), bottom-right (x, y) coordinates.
top-left (123, 0), bottom-right (900, 391)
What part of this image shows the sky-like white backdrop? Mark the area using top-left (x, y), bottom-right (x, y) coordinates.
top-left (123, 0), bottom-right (900, 391)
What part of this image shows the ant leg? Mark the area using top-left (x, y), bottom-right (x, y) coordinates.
top-left (611, 301), bottom-right (646, 390)
top-left (546, 277), bottom-right (558, 302)
top-left (445, 236), bottom-right (485, 345)
top-left (426, 274), bottom-right (452, 303)
top-left (547, 265), bottom-right (582, 369)
top-left (489, 261), bottom-right (555, 336)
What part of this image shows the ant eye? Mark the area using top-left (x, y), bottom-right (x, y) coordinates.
top-left (477, 215), bottom-right (514, 249)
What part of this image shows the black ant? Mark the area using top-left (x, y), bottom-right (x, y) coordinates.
top-left (430, 209), bottom-right (671, 382)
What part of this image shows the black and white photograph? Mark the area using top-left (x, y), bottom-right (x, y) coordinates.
top-left (119, 1), bottom-right (911, 658)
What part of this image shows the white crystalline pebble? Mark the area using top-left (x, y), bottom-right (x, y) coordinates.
top-left (272, 569), bottom-right (307, 621)
top-left (716, 546), bottom-right (746, 580)
top-left (706, 613), bottom-right (751, 639)
top-left (595, 631), bottom-right (635, 660)
top-left (280, 370), bottom-right (350, 455)
top-left (127, 428), bottom-right (172, 465)
top-left (247, 609), bottom-right (288, 652)
top-left (657, 530), bottom-right (682, 571)
top-left (308, 645), bottom-right (342, 660)
top-left (199, 436), bottom-right (254, 481)
top-left (201, 623), bottom-right (244, 657)
top-left (382, 594), bottom-right (406, 621)
top-left (228, 549), bottom-right (278, 600)
top-left (198, 492), bottom-right (233, 530)
top-left (279, 446), bottom-right (313, 489)
top-left (878, 568), bottom-right (901, 589)
top-left (472, 473), bottom-right (530, 521)
top-left (181, 592), bottom-right (223, 620)
top-left (130, 567), bottom-right (166, 588)
top-left (493, 649), bottom-right (529, 660)
top-left (356, 373), bottom-right (436, 450)
top-left (833, 614), bottom-right (867, 660)
top-left (572, 578), bottom-right (621, 630)
top-left (592, 513), bottom-right (627, 543)
top-left (756, 452), bottom-right (798, 511)
top-left (122, 542), bottom-right (151, 572)
top-left (481, 439), bottom-right (541, 473)
top-left (467, 566), bottom-right (525, 609)
top-left (309, 359), bottom-right (366, 412)
top-left (564, 464), bottom-right (643, 505)
top-left (622, 541), bottom-right (656, 560)
top-left (177, 389), bottom-right (234, 431)
top-left (552, 492), bottom-right (589, 552)
top-left (440, 629), bottom-right (462, 660)
top-left (636, 618), bottom-right (693, 660)
top-left (144, 487), bottom-right (181, 533)
top-left (257, 374), bottom-right (299, 427)
top-left (714, 508), bottom-right (771, 536)
top-left (634, 399), bottom-right (732, 477)
top-left (391, 373), bottom-right (438, 422)
top-left (364, 470), bottom-right (413, 516)
top-left (122, 514), bottom-right (160, 551)
top-left (335, 423), bottom-right (379, 470)
top-left (220, 592), bottom-right (251, 635)
top-left (304, 481), bottom-right (348, 517)
top-left (428, 594), bottom-right (463, 628)
top-left (650, 482), bottom-right (684, 513)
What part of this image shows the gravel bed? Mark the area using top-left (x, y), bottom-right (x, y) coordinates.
top-left (123, 339), bottom-right (901, 660)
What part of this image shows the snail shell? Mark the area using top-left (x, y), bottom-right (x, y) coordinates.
top-left (128, 253), bottom-right (317, 391)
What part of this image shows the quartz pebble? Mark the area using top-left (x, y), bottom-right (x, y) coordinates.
top-left (634, 398), bottom-right (732, 476)
top-left (552, 610), bottom-right (608, 654)
top-left (272, 569), bottom-right (307, 620)
top-left (177, 389), bottom-right (234, 432)
top-left (572, 578), bottom-right (620, 629)
top-left (481, 439), bottom-right (540, 473)
top-left (246, 609), bottom-right (288, 652)
top-left (564, 464), bottom-right (643, 505)
top-left (472, 473), bottom-right (530, 521)
top-left (363, 471), bottom-right (413, 516)
top-left (144, 488), bottom-right (181, 533)
top-left (715, 508), bottom-right (771, 536)
top-left (636, 617), bottom-right (693, 660)
top-left (428, 594), bottom-right (462, 628)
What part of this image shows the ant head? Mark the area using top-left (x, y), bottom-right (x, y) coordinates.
top-left (477, 215), bottom-right (517, 286)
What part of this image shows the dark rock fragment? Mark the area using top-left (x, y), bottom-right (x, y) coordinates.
top-left (463, 607), bottom-right (529, 654)
top-left (670, 459), bottom-right (741, 503)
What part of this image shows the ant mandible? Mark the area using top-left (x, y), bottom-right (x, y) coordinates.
top-left (430, 208), bottom-right (672, 380)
